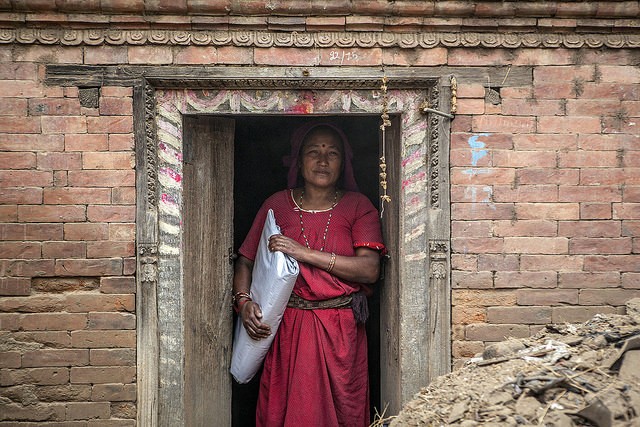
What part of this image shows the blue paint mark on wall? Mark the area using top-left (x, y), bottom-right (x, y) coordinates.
top-left (468, 133), bottom-right (489, 166)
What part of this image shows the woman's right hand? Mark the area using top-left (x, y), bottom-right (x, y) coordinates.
top-left (240, 301), bottom-right (271, 340)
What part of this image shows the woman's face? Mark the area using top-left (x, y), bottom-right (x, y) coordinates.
top-left (299, 129), bottom-right (343, 190)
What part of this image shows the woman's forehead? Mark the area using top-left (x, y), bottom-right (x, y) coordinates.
top-left (302, 130), bottom-right (343, 148)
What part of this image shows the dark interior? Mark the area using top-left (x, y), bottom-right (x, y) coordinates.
top-left (231, 115), bottom-right (382, 426)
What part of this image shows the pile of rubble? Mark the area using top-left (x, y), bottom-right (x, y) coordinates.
top-left (389, 299), bottom-right (640, 427)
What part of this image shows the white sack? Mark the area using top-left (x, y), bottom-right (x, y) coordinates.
top-left (230, 209), bottom-right (299, 384)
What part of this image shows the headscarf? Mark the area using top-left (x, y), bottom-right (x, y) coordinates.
top-left (283, 121), bottom-right (359, 192)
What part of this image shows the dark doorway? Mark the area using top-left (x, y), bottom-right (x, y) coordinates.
top-left (231, 115), bottom-right (382, 426)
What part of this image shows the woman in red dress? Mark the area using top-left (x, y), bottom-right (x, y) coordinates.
top-left (232, 122), bottom-right (386, 427)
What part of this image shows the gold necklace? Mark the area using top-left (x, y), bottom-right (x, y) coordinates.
top-left (298, 189), bottom-right (338, 252)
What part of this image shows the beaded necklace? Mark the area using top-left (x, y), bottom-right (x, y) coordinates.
top-left (298, 189), bottom-right (338, 252)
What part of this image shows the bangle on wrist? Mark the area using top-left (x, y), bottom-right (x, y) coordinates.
top-left (326, 252), bottom-right (336, 273)
top-left (237, 297), bottom-right (251, 312)
top-left (232, 291), bottom-right (252, 307)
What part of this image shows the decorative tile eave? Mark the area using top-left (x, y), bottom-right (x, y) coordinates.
top-left (1, 28), bottom-right (639, 48)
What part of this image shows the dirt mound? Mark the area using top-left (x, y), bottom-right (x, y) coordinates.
top-left (389, 299), bottom-right (640, 427)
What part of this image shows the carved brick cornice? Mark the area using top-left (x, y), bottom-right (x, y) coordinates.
top-left (2, 28), bottom-right (639, 49)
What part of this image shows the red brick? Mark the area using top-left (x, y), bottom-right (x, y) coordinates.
top-left (493, 220), bottom-right (557, 237)
top-left (581, 203), bottom-right (612, 219)
top-left (43, 188), bottom-right (111, 205)
top-left (128, 46), bottom-right (172, 64)
top-left (89, 348), bottom-right (135, 366)
top-left (0, 277), bottom-right (31, 296)
top-left (123, 257), bottom-right (136, 275)
top-left (492, 185), bottom-right (559, 203)
top-left (0, 242), bottom-right (41, 259)
top-left (570, 237), bottom-right (632, 255)
top-left (494, 271), bottom-right (557, 288)
top-left (87, 241), bottom-right (134, 258)
top-left (54, 259), bottom-right (123, 276)
top-left (448, 48), bottom-right (507, 66)
top-left (14, 45), bottom-right (82, 64)
top-left (451, 220), bottom-right (492, 238)
top-left (452, 289), bottom-right (517, 307)
top-left (11, 331), bottom-right (71, 347)
top-left (451, 168), bottom-right (515, 185)
top-left (534, 65), bottom-right (595, 83)
top-left (65, 294), bottom-right (134, 312)
top-left (254, 47), bottom-right (319, 66)
top-left (492, 151), bottom-right (556, 168)
top-left (0, 223), bottom-right (60, 241)
top-left (0, 63), bottom-right (38, 80)
top-left (87, 206), bottom-right (135, 222)
top-left (99, 276), bottom-right (135, 294)
top-left (578, 134), bottom-right (638, 151)
top-left (559, 220), bottom-right (621, 237)
top-left (32, 277), bottom-right (99, 293)
top-left (0, 313), bottom-right (20, 331)
top-left (559, 151), bottom-right (620, 168)
top-left (28, 98), bottom-right (81, 116)
top-left (472, 116), bottom-right (536, 133)
top-left (561, 186), bottom-right (622, 203)
top-left (173, 45), bottom-right (217, 64)
top-left (98, 97), bottom-right (133, 116)
top-left (517, 168), bottom-right (579, 185)
top-left (552, 305), bottom-right (619, 323)
top-left (451, 237), bottom-right (504, 254)
top-left (451, 132), bottom-right (513, 150)
top-left (559, 272), bottom-right (621, 288)
top-left (452, 305), bottom-right (486, 325)
top-left (566, 99), bottom-right (624, 116)
top-left (477, 254), bottom-right (520, 271)
top-left (614, 203), bottom-right (640, 220)
top-left (452, 340), bottom-right (484, 359)
top-left (528, 83), bottom-right (577, 99)
top-left (0, 170), bottom-right (52, 187)
top-left (451, 254), bottom-right (478, 271)
top-left (0, 152), bottom-right (36, 169)
top-left (107, 134), bottom-right (134, 151)
top-left (65, 134), bottom-right (108, 151)
top-left (0, 205), bottom-right (17, 221)
top-left (0, 80), bottom-right (44, 98)
top-left (64, 223), bottom-right (109, 241)
top-left (501, 99), bottom-right (564, 116)
top-left (85, 46), bottom-right (129, 65)
top-left (66, 401), bottom-right (110, 420)
top-left (0, 367), bottom-right (69, 386)
top-left (0, 351), bottom-right (21, 368)
top-left (37, 152), bottom-right (82, 170)
top-left (101, 87), bottom-right (133, 97)
top-left (87, 312), bottom-right (135, 330)
top-left (71, 330), bottom-right (135, 349)
top-left (91, 383), bottom-right (136, 401)
top-left (87, 116), bottom-right (133, 133)
top-left (0, 259), bottom-right (55, 277)
top-left (18, 205), bottom-right (86, 222)
top-left (538, 117), bottom-right (602, 134)
top-left (111, 187), bottom-right (135, 205)
top-left (20, 313), bottom-right (87, 331)
top-left (22, 349), bottom-right (89, 367)
top-left (515, 203), bottom-right (579, 220)
top-left (455, 98), bottom-right (485, 115)
top-left (487, 306), bottom-right (552, 324)
top-left (580, 168), bottom-right (634, 186)
top-left (622, 221), bottom-right (640, 237)
top-left (68, 170), bottom-right (134, 187)
top-left (382, 47), bottom-right (446, 66)
top-left (465, 323), bottom-right (530, 341)
top-left (70, 366), bottom-right (135, 384)
top-left (582, 83), bottom-right (640, 100)
top-left (0, 188), bottom-right (43, 204)
top-left (512, 49), bottom-right (573, 66)
top-left (622, 273), bottom-right (640, 289)
top-left (517, 289), bottom-right (579, 305)
top-left (584, 255), bottom-right (640, 272)
top-left (452, 271), bottom-right (493, 289)
top-left (579, 288), bottom-right (640, 305)
top-left (41, 116), bottom-right (87, 134)
top-left (0, 134), bottom-right (63, 152)
top-left (513, 134), bottom-right (578, 151)
top-left (42, 241), bottom-right (86, 258)
top-left (598, 65), bottom-right (640, 84)
top-left (214, 46), bottom-right (253, 65)
top-left (451, 203), bottom-right (515, 220)
top-left (83, 152), bottom-right (134, 170)
top-left (520, 255), bottom-right (584, 271)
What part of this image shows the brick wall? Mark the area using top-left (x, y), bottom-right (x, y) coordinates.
top-left (1, 3), bottom-right (640, 424)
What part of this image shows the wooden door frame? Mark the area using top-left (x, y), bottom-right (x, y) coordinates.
top-left (45, 65), bottom-right (473, 425)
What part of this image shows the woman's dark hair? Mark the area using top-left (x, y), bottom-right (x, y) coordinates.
top-left (298, 125), bottom-right (346, 188)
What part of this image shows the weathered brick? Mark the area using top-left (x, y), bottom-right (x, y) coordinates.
top-left (82, 152), bottom-right (134, 170)
top-left (111, 401), bottom-right (135, 419)
top-left (71, 330), bottom-right (135, 348)
top-left (472, 116), bottom-right (536, 133)
top-left (91, 383), bottom-right (136, 401)
top-left (66, 401), bottom-right (110, 420)
top-left (622, 273), bottom-right (640, 289)
top-left (452, 271), bottom-right (493, 289)
top-left (28, 98), bottom-right (81, 116)
top-left (0, 402), bottom-right (66, 421)
top-left (128, 46), bottom-right (172, 65)
top-left (20, 313), bottom-right (87, 331)
top-left (558, 151), bottom-right (620, 168)
top-left (35, 384), bottom-right (92, 402)
top-left (86, 116), bottom-right (133, 133)
top-left (452, 237), bottom-right (504, 254)
top-left (87, 206), bottom-right (135, 222)
top-left (254, 47), bottom-right (319, 66)
top-left (122, 258), bottom-right (136, 275)
top-left (68, 170), bottom-right (134, 187)
top-left (515, 203), bottom-right (579, 220)
top-left (0, 170), bottom-right (52, 187)
top-left (0, 188), bottom-right (43, 204)
top-left (503, 237), bottom-right (568, 254)
top-left (64, 223), bottom-right (109, 241)
top-left (451, 203), bottom-right (515, 220)
top-left (11, 331), bottom-right (71, 348)
top-left (451, 254), bottom-right (478, 271)
top-left (597, 65), bottom-right (640, 83)
top-left (533, 65), bottom-right (595, 83)
top-left (451, 168), bottom-right (515, 185)
top-left (452, 305), bottom-right (486, 325)
top-left (559, 185), bottom-right (622, 203)
top-left (0, 242), bottom-right (41, 259)
top-left (14, 45), bottom-right (82, 64)
top-left (559, 272), bottom-right (621, 288)
top-left (70, 366), bottom-right (135, 384)
top-left (382, 47), bottom-right (446, 66)
top-left (585, 255), bottom-right (640, 272)
top-left (579, 288), bottom-right (640, 305)
top-left (516, 289), bottom-right (579, 306)
top-left (448, 48), bottom-right (506, 67)
top-left (65, 134), bottom-right (108, 151)
top-left (451, 220), bottom-right (492, 238)
top-left (558, 220), bottom-right (621, 237)
top-left (44, 188), bottom-right (111, 205)
top-left (41, 241), bottom-right (86, 259)
top-left (451, 132), bottom-right (513, 150)
top-left (552, 305), bottom-right (619, 323)
top-left (18, 205), bottom-right (86, 223)
top-left (513, 134), bottom-right (577, 151)
top-left (111, 187), bottom-right (135, 205)
top-left (0, 152), bottom-right (36, 169)
top-left (538, 116), bottom-right (601, 134)
top-left (570, 237), bottom-right (632, 254)
top-left (0, 277), bottom-right (31, 296)
top-left (0, 368), bottom-right (69, 386)
top-left (173, 45), bottom-right (218, 64)
top-left (465, 323), bottom-right (530, 341)
top-left (22, 349), bottom-right (89, 367)
top-left (101, 87), bottom-right (133, 97)
top-left (85, 46), bottom-right (129, 65)
top-left (89, 348), bottom-right (135, 366)
top-left (98, 277), bottom-right (135, 295)
top-left (487, 306), bottom-right (552, 324)
top-left (32, 277), bottom-right (99, 293)
top-left (500, 99), bottom-right (564, 116)
top-left (477, 254), bottom-right (520, 271)
top-left (0, 313), bottom-right (20, 331)
top-left (0, 352), bottom-right (21, 368)
top-left (452, 340), bottom-right (485, 358)
top-left (87, 312), bottom-right (135, 330)
top-left (41, 116), bottom-right (87, 134)
top-left (0, 80), bottom-right (44, 98)
top-left (86, 242), bottom-right (134, 259)
top-left (452, 289), bottom-right (517, 307)
top-left (512, 49), bottom-right (573, 66)
top-left (1, 259), bottom-right (55, 277)
top-left (493, 220), bottom-right (557, 237)
top-left (494, 271), bottom-right (557, 288)
top-left (53, 259), bottom-right (123, 277)
top-left (65, 294), bottom-right (134, 313)
top-left (107, 134), bottom-right (134, 151)
top-left (518, 168), bottom-right (582, 186)
top-left (581, 203), bottom-right (612, 219)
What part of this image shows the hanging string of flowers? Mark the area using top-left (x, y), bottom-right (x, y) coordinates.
top-left (379, 76), bottom-right (391, 216)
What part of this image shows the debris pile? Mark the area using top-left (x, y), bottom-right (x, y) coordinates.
top-left (390, 299), bottom-right (640, 427)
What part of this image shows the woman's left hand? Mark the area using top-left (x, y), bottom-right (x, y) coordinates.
top-left (268, 234), bottom-right (308, 261)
